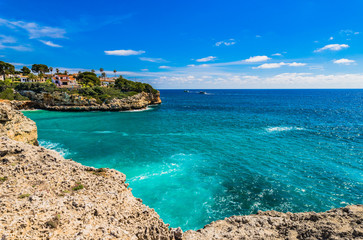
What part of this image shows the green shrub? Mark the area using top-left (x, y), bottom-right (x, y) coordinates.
top-left (19, 193), bottom-right (30, 199)
top-left (0, 176), bottom-right (8, 182)
top-left (72, 182), bottom-right (84, 191)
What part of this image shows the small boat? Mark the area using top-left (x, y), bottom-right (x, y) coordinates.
top-left (199, 91), bottom-right (207, 94)
top-left (184, 90), bottom-right (190, 93)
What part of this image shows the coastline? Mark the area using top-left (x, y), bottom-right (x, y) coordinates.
top-left (0, 101), bottom-right (362, 239)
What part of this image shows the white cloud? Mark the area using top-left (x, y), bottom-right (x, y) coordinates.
top-left (141, 69), bottom-right (149, 71)
top-left (288, 62), bottom-right (306, 67)
top-left (0, 18), bottom-right (66, 39)
top-left (254, 62), bottom-right (284, 69)
top-left (256, 35), bottom-right (262, 38)
top-left (159, 66), bottom-right (171, 69)
top-left (9, 62), bottom-right (30, 66)
top-left (329, 36), bottom-right (334, 40)
top-left (0, 35), bottom-right (31, 51)
top-left (215, 39), bottom-right (236, 46)
top-left (271, 53), bottom-right (282, 56)
top-left (244, 55), bottom-right (270, 63)
top-left (254, 62), bottom-right (306, 69)
top-left (105, 49), bottom-right (145, 56)
top-left (39, 40), bottom-right (62, 48)
top-left (314, 44), bottom-right (349, 52)
top-left (0, 35), bottom-right (16, 43)
top-left (139, 57), bottom-right (166, 63)
top-left (333, 58), bottom-right (355, 65)
top-left (196, 56), bottom-right (217, 62)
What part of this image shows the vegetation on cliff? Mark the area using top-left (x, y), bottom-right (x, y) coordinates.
top-left (0, 61), bottom-right (159, 104)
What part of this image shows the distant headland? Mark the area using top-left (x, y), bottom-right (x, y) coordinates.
top-left (0, 61), bottom-right (161, 111)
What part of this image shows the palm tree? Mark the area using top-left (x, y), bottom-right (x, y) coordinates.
top-left (65, 70), bottom-right (68, 75)
top-left (56, 68), bottom-right (59, 74)
top-left (101, 72), bottom-right (106, 80)
top-left (28, 73), bottom-right (37, 82)
top-left (113, 69), bottom-right (117, 78)
top-left (49, 67), bottom-right (53, 76)
top-left (91, 69), bottom-right (95, 73)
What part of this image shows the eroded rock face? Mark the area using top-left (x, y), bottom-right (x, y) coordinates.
top-left (19, 91), bottom-right (162, 111)
top-left (0, 137), bottom-right (179, 240)
top-left (184, 206), bottom-right (363, 240)
top-left (0, 102), bottom-right (38, 145)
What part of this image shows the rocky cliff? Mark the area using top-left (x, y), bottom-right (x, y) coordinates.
top-left (0, 102), bottom-right (362, 240)
top-left (0, 101), bottom-right (38, 145)
top-left (17, 90), bottom-right (162, 111)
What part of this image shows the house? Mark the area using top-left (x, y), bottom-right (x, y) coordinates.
top-left (20, 75), bottom-right (29, 82)
top-left (52, 75), bottom-right (79, 88)
top-left (100, 77), bottom-right (116, 86)
top-left (20, 75), bottom-right (46, 83)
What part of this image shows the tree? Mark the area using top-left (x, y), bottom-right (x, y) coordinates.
top-left (49, 67), bottom-right (53, 75)
top-left (64, 70), bottom-right (68, 75)
top-left (91, 69), bottom-right (95, 73)
top-left (31, 64), bottom-right (49, 76)
top-left (113, 70), bottom-right (117, 77)
top-left (76, 72), bottom-right (101, 87)
top-left (28, 73), bottom-right (37, 82)
top-left (101, 72), bottom-right (106, 80)
top-left (56, 68), bottom-right (59, 74)
top-left (21, 66), bottom-right (31, 76)
top-left (0, 61), bottom-right (15, 81)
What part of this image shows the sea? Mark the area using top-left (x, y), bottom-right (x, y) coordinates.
top-left (23, 89), bottom-right (363, 230)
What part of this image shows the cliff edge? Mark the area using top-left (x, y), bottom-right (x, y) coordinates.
top-left (17, 90), bottom-right (161, 111)
top-left (0, 101), bottom-right (38, 145)
top-left (0, 102), bottom-right (362, 240)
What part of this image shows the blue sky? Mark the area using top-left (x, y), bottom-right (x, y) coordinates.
top-left (0, 0), bottom-right (363, 89)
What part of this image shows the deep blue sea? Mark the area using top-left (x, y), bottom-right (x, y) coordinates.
top-left (23, 89), bottom-right (363, 230)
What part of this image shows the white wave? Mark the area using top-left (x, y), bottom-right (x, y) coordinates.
top-left (38, 140), bottom-right (71, 158)
top-left (121, 106), bottom-right (153, 112)
top-left (266, 126), bottom-right (305, 133)
top-left (92, 131), bottom-right (116, 134)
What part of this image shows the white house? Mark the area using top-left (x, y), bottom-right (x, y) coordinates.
top-left (101, 77), bottom-right (116, 86)
top-left (20, 75), bottom-right (29, 82)
top-left (52, 75), bottom-right (79, 88)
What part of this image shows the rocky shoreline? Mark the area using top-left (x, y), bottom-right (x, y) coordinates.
top-left (11, 90), bottom-right (162, 111)
top-left (0, 102), bottom-right (362, 239)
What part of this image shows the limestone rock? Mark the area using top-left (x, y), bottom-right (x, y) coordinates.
top-left (0, 101), bottom-right (37, 145)
top-left (18, 90), bottom-right (162, 111)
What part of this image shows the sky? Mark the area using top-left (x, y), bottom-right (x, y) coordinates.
top-left (0, 0), bottom-right (363, 89)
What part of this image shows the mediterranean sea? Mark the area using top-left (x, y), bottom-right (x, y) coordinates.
top-left (23, 89), bottom-right (363, 230)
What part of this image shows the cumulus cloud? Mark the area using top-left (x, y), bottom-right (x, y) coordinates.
top-left (244, 55), bottom-right (270, 63)
top-left (215, 39), bottom-right (236, 46)
top-left (253, 62), bottom-right (306, 69)
top-left (314, 44), bottom-right (349, 52)
top-left (104, 49), bottom-right (145, 56)
top-left (196, 56), bottom-right (217, 62)
top-left (159, 66), bottom-right (171, 69)
top-left (333, 58), bottom-right (355, 65)
top-left (39, 40), bottom-right (62, 48)
top-left (139, 57), bottom-right (166, 63)
top-left (0, 18), bottom-right (66, 39)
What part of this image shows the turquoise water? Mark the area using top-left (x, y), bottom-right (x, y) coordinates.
top-left (23, 89), bottom-right (363, 230)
